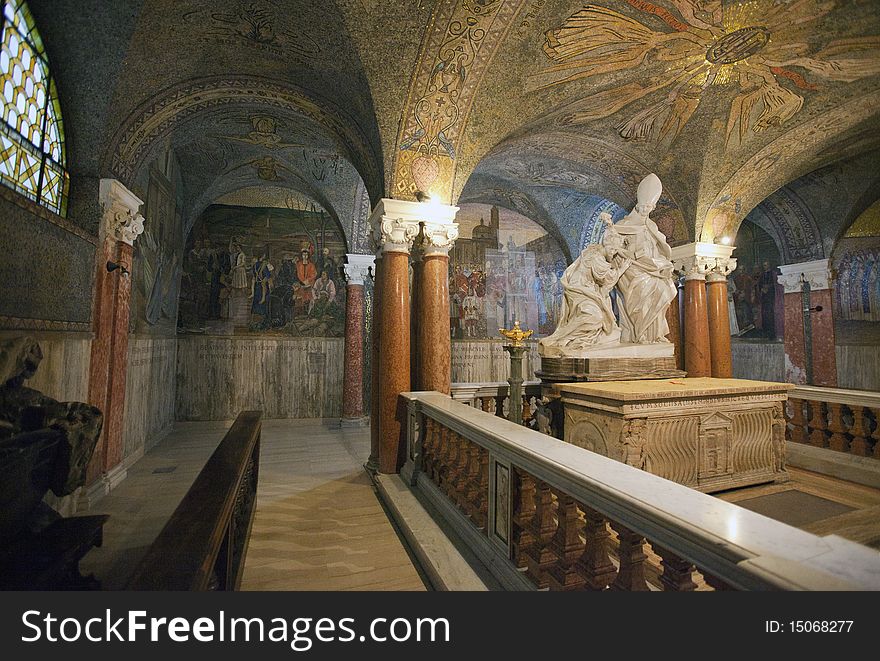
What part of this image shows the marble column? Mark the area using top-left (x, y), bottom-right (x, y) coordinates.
top-left (672, 243), bottom-right (735, 379)
top-left (367, 254), bottom-right (382, 473)
top-left (778, 259), bottom-right (837, 386)
top-left (665, 277), bottom-right (683, 371)
top-left (370, 200), bottom-right (420, 474)
top-left (86, 179), bottom-right (144, 496)
top-left (341, 254), bottom-right (374, 428)
top-left (707, 267), bottom-right (735, 378)
top-left (414, 219), bottom-right (459, 393)
top-left (683, 272), bottom-right (711, 378)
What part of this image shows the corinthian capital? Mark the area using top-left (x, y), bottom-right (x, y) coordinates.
top-left (671, 242), bottom-right (736, 281)
top-left (419, 221), bottom-right (459, 256)
top-left (368, 198), bottom-right (459, 256)
top-left (99, 178), bottom-right (145, 246)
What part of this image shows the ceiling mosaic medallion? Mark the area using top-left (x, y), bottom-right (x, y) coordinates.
top-left (537, 0), bottom-right (880, 147)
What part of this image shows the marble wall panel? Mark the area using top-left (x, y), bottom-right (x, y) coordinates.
top-left (1, 331), bottom-right (92, 401)
top-left (451, 339), bottom-right (539, 384)
top-left (122, 336), bottom-right (177, 461)
top-left (731, 340), bottom-right (786, 383)
top-left (175, 336), bottom-right (344, 420)
top-left (836, 345), bottom-right (880, 392)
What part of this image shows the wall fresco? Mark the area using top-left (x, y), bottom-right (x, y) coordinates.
top-left (178, 204), bottom-right (346, 337)
top-left (449, 203), bottom-right (566, 338)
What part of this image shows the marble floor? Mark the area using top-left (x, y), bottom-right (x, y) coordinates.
top-left (80, 419), bottom-right (426, 591)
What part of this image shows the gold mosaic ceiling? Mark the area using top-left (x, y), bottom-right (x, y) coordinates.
top-left (32, 0), bottom-right (880, 244)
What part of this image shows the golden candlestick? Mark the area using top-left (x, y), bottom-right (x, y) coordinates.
top-left (499, 320), bottom-right (533, 347)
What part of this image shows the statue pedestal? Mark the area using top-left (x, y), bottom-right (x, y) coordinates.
top-left (557, 378), bottom-right (791, 493)
top-left (538, 343), bottom-right (684, 382)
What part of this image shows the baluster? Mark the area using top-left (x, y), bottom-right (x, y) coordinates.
top-left (652, 544), bottom-right (697, 591)
top-left (428, 423), bottom-right (442, 485)
top-left (827, 402), bottom-right (849, 453)
top-left (422, 418), bottom-right (436, 480)
top-left (473, 446), bottom-right (489, 530)
top-left (808, 400), bottom-right (828, 448)
top-left (495, 395), bottom-right (505, 418)
top-left (609, 523), bottom-right (650, 591)
top-left (871, 408), bottom-right (880, 459)
top-left (436, 425), bottom-right (452, 489)
top-left (462, 441), bottom-right (482, 523)
top-left (525, 480), bottom-right (557, 589)
top-left (576, 505), bottom-right (616, 591)
top-left (787, 398), bottom-right (807, 444)
top-left (547, 492), bottom-right (586, 591)
top-left (521, 395), bottom-right (533, 428)
top-left (511, 469), bottom-right (536, 569)
top-left (452, 435), bottom-right (471, 510)
top-left (443, 431), bottom-right (462, 500)
top-left (480, 396), bottom-right (494, 414)
top-left (848, 405), bottom-right (870, 456)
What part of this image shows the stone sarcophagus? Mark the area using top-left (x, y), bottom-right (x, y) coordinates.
top-left (558, 378), bottom-right (791, 493)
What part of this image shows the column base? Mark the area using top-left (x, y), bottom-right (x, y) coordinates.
top-left (365, 453), bottom-right (379, 474)
top-left (341, 416), bottom-right (370, 429)
top-left (77, 464), bottom-right (128, 512)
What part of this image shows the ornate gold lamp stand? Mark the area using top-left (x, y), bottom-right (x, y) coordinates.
top-left (499, 321), bottom-right (533, 426)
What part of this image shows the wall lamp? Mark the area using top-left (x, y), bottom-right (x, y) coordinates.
top-left (106, 261), bottom-right (130, 277)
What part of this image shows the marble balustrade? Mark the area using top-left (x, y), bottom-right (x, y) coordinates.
top-left (786, 385), bottom-right (880, 459)
top-left (450, 381), bottom-right (543, 424)
top-left (399, 391), bottom-right (880, 591)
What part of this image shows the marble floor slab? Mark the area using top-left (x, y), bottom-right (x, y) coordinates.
top-left (79, 419), bottom-right (426, 591)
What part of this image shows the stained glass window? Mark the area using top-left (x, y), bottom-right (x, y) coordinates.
top-left (0, 0), bottom-right (67, 215)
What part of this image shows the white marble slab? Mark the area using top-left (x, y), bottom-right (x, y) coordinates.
top-left (176, 335), bottom-right (344, 420)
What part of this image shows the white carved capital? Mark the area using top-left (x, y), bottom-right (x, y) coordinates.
top-left (777, 259), bottom-right (830, 293)
top-left (671, 242), bottom-right (736, 281)
top-left (343, 253), bottom-right (375, 286)
top-left (419, 221), bottom-right (459, 256)
top-left (99, 178), bottom-right (145, 246)
top-left (369, 198), bottom-right (459, 256)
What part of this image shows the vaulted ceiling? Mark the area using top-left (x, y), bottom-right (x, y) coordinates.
top-left (28, 0), bottom-right (880, 257)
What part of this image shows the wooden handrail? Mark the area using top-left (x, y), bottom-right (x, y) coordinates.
top-left (127, 411), bottom-right (262, 590)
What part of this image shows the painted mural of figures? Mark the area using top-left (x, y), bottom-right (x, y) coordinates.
top-left (607, 175), bottom-right (676, 344)
top-left (229, 238), bottom-right (249, 289)
top-left (310, 269), bottom-right (337, 316)
top-left (462, 288), bottom-right (480, 337)
top-left (251, 247), bottom-right (274, 320)
top-left (294, 243), bottom-right (318, 316)
top-left (450, 290), bottom-right (462, 337)
top-left (757, 260), bottom-right (777, 339)
top-left (270, 255), bottom-right (297, 327)
top-left (534, 269), bottom-right (548, 327)
top-left (539, 244), bottom-right (624, 354)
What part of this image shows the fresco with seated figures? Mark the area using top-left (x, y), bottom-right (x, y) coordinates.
top-left (178, 204), bottom-right (346, 337)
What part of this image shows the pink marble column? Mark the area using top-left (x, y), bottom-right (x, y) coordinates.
top-left (414, 222), bottom-right (457, 394)
top-left (341, 254), bottom-right (374, 427)
top-left (86, 180), bottom-right (144, 493)
top-left (778, 260), bottom-right (837, 386)
top-left (369, 199), bottom-right (457, 474)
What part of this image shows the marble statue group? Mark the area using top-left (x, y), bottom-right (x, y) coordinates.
top-left (540, 173), bottom-right (677, 357)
